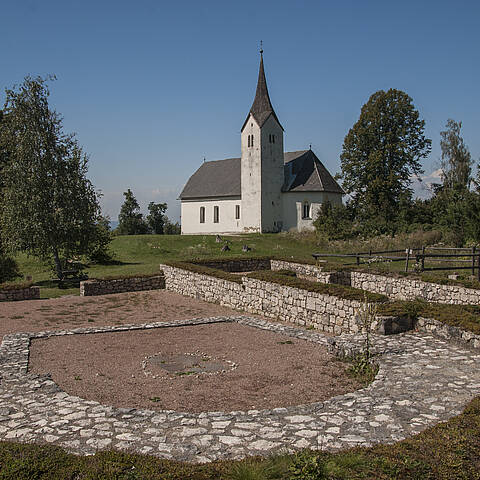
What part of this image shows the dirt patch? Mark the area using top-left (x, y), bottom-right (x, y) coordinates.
top-left (0, 290), bottom-right (243, 342)
top-left (29, 323), bottom-right (361, 413)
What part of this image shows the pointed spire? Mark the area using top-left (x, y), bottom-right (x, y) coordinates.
top-left (241, 48), bottom-right (284, 131)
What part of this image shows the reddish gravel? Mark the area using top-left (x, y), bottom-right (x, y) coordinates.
top-left (29, 322), bottom-right (361, 413)
top-left (0, 290), bottom-right (243, 342)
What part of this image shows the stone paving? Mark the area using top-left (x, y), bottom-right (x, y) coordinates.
top-left (1, 315), bottom-right (480, 462)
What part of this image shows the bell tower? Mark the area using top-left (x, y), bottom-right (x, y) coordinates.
top-left (240, 49), bottom-right (284, 232)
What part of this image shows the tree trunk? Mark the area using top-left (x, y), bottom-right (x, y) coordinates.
top-left (52, 247), bottom-right (63, 280)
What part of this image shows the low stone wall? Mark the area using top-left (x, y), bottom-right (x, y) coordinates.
top-left (271, 259), bottom-right (332, 282)
top-left (195, 258), bottom-right (271, 272)
top-left (272, 260), bottom-right (480, 305)
top-left (416, 317), bottom-right (480, 350)
top-left (348, 271), bottom-right (480, 305)
top-left (0, 286), bottom-right (40, 302)
top-left (80, 275), bottom-right (165, 296)
top-left (160, 263), bottom-right (373, 334)
top-left (160, 264), bottom-right (245, 309)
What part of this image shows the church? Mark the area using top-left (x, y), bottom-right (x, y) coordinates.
top-left (179, 51), bottom-right (344, 235)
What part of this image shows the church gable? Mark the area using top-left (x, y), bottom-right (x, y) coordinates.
top-left (283, 150), bottom-right (344, 194)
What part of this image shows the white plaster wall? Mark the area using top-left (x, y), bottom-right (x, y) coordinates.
top-left (180, 197), bottom-right (243, 234)
top-left (260, 115), bottom-right (284, 232)
top-left (281, 191), bottom-right (343, 231)
top-left (240, 115), bottom-right (262, 232)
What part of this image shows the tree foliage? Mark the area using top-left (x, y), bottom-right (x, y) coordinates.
top-left (0, 76), bottom-right (106, 278)
top-left (146, 202), bottom-right (167, 234)
top-left (313, 201), bottom-right (355, 240)
top-left (117, 189), bottom-right (148, 235)
top-left (340, 88), bottom-right (431, 235)
top-left (440, 119), bottom-right (472, 192)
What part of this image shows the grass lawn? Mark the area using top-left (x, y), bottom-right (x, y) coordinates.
top-left (8, 231), bottom-right (480, 298)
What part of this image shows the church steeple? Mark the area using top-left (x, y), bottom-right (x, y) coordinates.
top-left (241, 50), bottom-right (284, 131)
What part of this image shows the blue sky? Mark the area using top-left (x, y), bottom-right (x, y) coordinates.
top-left (2, 0), bottom-right (479, 222)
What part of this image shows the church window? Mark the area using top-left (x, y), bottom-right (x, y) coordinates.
top-left (213, 206), bottom-right (219, 223)
top-left (248, 135), bottom-right (250, 147)
top-left (302, 201), bottom-right (311, 219)
top-left (235, 205), bottom-right (240, 219)
top-left (251, 135), bottom-right (254, 147)
top-left (272, 134), bottom-right (275, 144)
top-left (199, 206), bottom-right (205, 223)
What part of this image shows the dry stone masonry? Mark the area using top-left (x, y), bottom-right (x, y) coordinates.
top-left (271, 260), bottom-right (480, 305)
top-left (80, 275), bottom-right (165, 297)
top-left (347, 271), bottom-right (480, 304)
top-left (0, 286), bottom-right (40, 302)
top-left (160, 264), bottom-right (369, 334)
top-left (1, 315), bottom-right (480, 462)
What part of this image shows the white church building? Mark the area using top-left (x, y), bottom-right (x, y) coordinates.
top-left (179, 52), bottom-right (344, 235)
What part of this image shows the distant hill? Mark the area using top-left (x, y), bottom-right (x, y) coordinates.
top-left (109, 220), bottom-right (119, 230)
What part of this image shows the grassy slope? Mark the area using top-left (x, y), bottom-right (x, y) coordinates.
top-left (11, 232), bottom-right (480, 298)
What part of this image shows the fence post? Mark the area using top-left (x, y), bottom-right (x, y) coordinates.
top-left (405, 248), bottom-right (410, 273)
top-left (356, 253), bottom-right (360, 266)
top-left (421, 246), bottom-right (425, 271)
top-left (478, 252), bottom-right (480, 281)
top-left (472, 246), bottom-right (476, 276)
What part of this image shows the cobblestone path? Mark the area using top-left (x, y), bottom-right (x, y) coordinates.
top-left (1, 316), bottom-right (480, 462)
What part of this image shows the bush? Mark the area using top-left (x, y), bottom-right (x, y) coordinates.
top-left (313, 201), bottom-right (355, 240)
top-left (0, 255), bottom-right (20, 283)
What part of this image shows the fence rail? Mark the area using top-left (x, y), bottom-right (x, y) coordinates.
top-left (312, 245), bottom-right (480, 279)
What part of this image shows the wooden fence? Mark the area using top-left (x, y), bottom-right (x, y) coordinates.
top-left (312, 246), bottom-right (480, 280)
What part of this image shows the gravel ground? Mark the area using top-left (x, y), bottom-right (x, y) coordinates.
top-left (29, 321), bottom-right (361, 412)
top-left (0, 290), bottom-right (241, 342)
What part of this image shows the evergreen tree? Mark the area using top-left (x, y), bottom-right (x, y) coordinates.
top-left (0, 76), bottom-right (105, 279)
top-left (340, 89), bottom-right (431, 235)
top-left (117, 189), bottom-right (148, 235)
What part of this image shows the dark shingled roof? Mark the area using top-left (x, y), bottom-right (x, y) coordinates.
top-left (179, 151), bottom-right (344, 199)
top-left (241, 54), bottom-right (284, 132)
top-left (179, 158), bottom-right (241, 199)
top-left (283, 150), bottom-right (344, 194)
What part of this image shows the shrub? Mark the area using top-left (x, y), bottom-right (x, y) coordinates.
top-left (0, 255), bottom-right (20, 283)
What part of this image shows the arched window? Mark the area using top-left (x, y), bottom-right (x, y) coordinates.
top-left (247, 135), bottom-right (250, 147)
top-left (251, 135), bottom-right (254, 147)
top-left (302, 201), bottom-right (311, 219)
top-left (213, 206), bottom-right (219, 223)
top-left (235, 204), bottom-right (240, 219)
top-left (199, 206), bottom-right (205, 223)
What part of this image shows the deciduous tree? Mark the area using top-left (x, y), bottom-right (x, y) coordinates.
top-left (439, 119), bottom-right (473, 192)
top-left (340, 89), bottom-right (431, 235)
top-left (0, 76), bottom-right (105, 279)
top-left (146, 202), bottom-right (167, 234)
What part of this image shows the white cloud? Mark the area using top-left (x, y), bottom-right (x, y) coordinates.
top-left (410, 169), bottom-right (443, 199)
